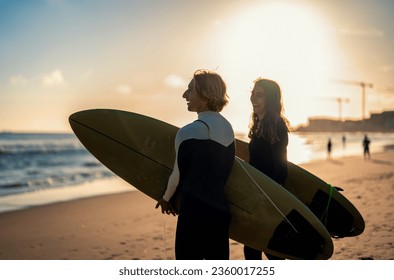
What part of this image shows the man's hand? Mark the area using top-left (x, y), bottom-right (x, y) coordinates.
top-left (155, 198), bottom-right (178, 216)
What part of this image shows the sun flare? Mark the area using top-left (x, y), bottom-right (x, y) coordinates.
top-left (214, 1), bottom-right (345, 131)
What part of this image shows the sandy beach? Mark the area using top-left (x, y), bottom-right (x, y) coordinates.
top-left (0, 151), bottom-right (393, 260)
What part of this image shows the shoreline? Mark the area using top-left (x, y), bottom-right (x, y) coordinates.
top-left (0, 147), bottom-right (388, 213)
top-left (0, 151), bottom-right (393, 260)
top-left (0, 177), bottom-right (132, 214)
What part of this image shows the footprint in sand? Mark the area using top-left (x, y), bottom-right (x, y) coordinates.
top-left (29, 243), bottom-right (44, 249)
top-left (105, 253), bottom-right (121, 260)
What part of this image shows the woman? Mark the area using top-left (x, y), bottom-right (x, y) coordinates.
top-left (156, 69), bottom-right (235, 260)
top-left (245, 78), bottom-right (290, 260)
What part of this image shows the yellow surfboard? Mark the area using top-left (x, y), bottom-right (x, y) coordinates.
top-left (235, 139), bottom-right (365, 238)
top-left (69, 109), bottom-right (333, 259)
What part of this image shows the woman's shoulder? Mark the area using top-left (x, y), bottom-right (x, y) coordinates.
top-left (277, 118), bottom-right (289, 133)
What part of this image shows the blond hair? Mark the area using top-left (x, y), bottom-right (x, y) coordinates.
top-left (193, 69), bottom-right (229, 112)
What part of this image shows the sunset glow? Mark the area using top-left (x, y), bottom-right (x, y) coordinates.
top-left (1, 0), bottom-right (393, 133)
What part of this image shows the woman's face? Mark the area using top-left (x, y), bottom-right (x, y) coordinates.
top-left (182, 78), bottom-right (208, 113)
top-left (250, 83), bottom-right (266, 119)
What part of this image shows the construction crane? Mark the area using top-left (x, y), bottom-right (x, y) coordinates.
top-left (333, 79), bottom-right (373, 120)
top-left (336, 97), bottom-right (349, 122)
top-left (316, 96), bottom-right (349, 121)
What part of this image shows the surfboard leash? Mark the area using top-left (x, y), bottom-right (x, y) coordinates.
top-left (235, 158), bottom-right (299, 234)
top-left (320, 184), bottom-right (334, 226)
top-left (162, 215), bottom-right (169, 260)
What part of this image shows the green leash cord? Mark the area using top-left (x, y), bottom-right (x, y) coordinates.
top-left (321, 184), bottom-right (334, 226)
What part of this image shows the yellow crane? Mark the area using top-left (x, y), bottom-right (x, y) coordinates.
top-left (336, 97), bottom-right (350, 122)
top-left (333, 79), bottom-right (373, 120)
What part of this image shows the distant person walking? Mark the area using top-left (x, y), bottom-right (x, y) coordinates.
top-left (363, 134), bottom-right (371, 160)
top-left (327, 138), bottom-right (332, 159)
top-left (342, 135), bottom-right (346, 148)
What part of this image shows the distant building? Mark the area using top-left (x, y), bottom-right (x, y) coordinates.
top-left (295, 111), bottom-right (394, 132)
top-left (369, 111), bottom-right (394, 130)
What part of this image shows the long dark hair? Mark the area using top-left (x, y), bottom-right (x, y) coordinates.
top-left (248, 78), bottom-right (290, 144)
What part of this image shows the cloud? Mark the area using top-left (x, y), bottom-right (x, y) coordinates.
top-left (10, 75), bottom-right (28, 85)
top-left (339, 28), bottom-right (384, 37)
top-left (116, 84), bottom-right (132, 95)
top-left (43, 70), bottom-right (65, 87)
top-left (164, 74), bottom-right (187, 88)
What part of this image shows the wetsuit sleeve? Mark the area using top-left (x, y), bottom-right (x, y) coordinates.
top-left (161, 122), bottom-right (210, 202)
top-left (162, 126), bottom-right (191, 202)
top-left (273, 124), bottom-right (289, 185)
top-left (163, 157), bottom-right (179, 202)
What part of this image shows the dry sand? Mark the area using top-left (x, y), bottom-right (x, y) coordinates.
top-left (0, 151), bottom-right (393, 260)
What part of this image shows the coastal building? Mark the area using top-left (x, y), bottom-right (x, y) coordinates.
top-left (295, 111), bottom-right (394, 132)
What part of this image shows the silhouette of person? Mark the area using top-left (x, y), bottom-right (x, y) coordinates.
top-left (363, 134), bottom-right (371, 160)
top-left (327, 138), bottom-right (332, 159)
top-left (342, 135), bottom-right (346, 148)
top-left (244, 77), bottom-right (290, 260)
top-left (155, 69), bottom-right (235, 260)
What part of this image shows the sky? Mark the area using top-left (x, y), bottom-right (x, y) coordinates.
top-left (1, 0), bottom-right (393, 133)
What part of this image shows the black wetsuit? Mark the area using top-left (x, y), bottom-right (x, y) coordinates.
top-left (248, 121), bottom-right (288, 186)
top-left (163, 111), bottom-right (235, 260)
top-left (244, 120), bottom-right (288, 260)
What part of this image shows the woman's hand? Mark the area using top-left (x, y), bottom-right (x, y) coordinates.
top-left (155, 198), bottom-right (178, 216)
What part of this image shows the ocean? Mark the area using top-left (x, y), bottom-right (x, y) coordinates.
top-left (0, 131), bottom-right (393, 210)
top-left (0, 133), bottom-right (114, 197)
